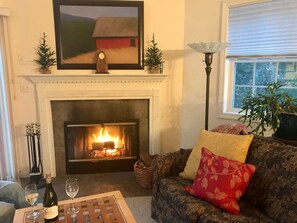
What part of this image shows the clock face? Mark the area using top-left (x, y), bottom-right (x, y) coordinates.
top-left (99, 52), bottom-right (105, 60)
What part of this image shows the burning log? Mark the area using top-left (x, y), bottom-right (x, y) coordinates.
top-left (92, 142), bottom-right (105, 150)
top-left (92, 141), bottom-right (115, 150)
top-left (104, 141), bottom-right (115, 149)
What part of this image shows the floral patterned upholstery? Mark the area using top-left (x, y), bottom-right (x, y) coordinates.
top-left (151, 135), bottom-right (297, 223)
top-left (158, 177), bottom-right (218, 222)
top-left (211, 123), bottom-right (248, 135)
top-left (198, 201), bottom-right (276, 223)
top-left (243, 135), bottom-right (297, 223)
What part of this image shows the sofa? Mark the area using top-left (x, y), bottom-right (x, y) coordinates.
top-left (151, 135), bottom-right (297, 223)
top-left (0, 181), bottom-right (29, 223)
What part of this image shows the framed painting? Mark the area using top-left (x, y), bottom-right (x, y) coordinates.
top-left (53, 0), bottom-right (144, 70)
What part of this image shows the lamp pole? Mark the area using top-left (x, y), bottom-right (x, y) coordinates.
top-left (204, 53), bottom-right (213, 130)
top-left (187, 42), bottom-right (228, 131)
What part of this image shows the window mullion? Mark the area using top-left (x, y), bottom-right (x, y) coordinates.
top-left (275, 62), bottom-right (279, 83)
top-left (252, 63), bottom-right (256, 96)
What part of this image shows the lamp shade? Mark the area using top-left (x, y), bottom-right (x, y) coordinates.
top-left (188, 42), bottom-right (228, 53)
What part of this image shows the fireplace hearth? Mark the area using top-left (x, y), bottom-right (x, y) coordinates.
top-left (64, 120), bottom-right (139, 174)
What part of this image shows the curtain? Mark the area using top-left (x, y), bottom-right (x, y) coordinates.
top-left (0, 8), bottom-right (15, 180)
top-left (227, 0), bottom-right (297, 57)
top-left (0, 115), bottom-right (6, 179)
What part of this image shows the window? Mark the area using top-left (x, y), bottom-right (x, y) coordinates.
top-left (224, 0), bottom-right (297, 113)
top-left (233, 59), bottom-right (297, 109)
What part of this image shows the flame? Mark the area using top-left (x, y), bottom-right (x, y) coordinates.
top-left (106, 149), bottom-right (118, 154)
top-left (92, 128), bottom-right (121, 148)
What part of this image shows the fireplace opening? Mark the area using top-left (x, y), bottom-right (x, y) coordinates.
top-left (64, 120), bottom-right (139, 174)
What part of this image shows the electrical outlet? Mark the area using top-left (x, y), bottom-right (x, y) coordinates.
top-left (20, 83), bottom-right (30, 92)
top-left (18, 54), bottom-right (25, 65)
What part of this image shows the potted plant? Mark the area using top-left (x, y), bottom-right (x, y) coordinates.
top-left (34, 33), bottom-right (56, 74)
top-left (239, 82), bottom-right (297, 138)
top-left (144, 33), bottom-right (164, 74)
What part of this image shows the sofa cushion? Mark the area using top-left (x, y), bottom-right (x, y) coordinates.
top-left (180, 129), bottom-right (254, 180)
top-left (158, 176), bottom-right (275, 223)
top-left (265, 173), bottom-right (297, 223)
top-left (185, 147), bottom-right (256, 215)
top-left (159, 176), bottom-right (219, 222)
top-left (198, 200), bottom-right (276, 223)
top-left (0, 202), bottom-right (15, 223)
top-left (243, 135), bottom-right (297, 219)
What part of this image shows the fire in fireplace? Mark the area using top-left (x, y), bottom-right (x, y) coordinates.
top-left (64, 120), bottom-right (139, 174)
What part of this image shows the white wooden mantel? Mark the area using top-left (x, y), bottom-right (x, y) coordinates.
top-left (23, 73), bottom-right (168, 84)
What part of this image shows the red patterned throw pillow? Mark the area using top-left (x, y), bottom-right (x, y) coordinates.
top-left (184, 147), bottom-right (256, 215)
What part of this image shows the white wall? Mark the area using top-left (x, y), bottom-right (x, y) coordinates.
top-left (182, 0), bottom-right (226, 148)
top-left (1, 0), bottom-right (234, 176)
top-left (0, 0), bottom-right (186, 176)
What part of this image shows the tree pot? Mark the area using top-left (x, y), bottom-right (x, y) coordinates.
top-left (275, 112), bottom-right (297, 141)
top-left (39, 68), bottom-right (51, 74)
top-left (147, 65), bottom-right (160, 74)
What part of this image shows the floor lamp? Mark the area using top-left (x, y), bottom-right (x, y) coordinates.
top-left (188, 42), bottom-right (228, 130)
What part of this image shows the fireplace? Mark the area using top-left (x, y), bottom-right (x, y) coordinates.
top-left (26, 74), bottom-right (166, 177)
top-left (64, 120), bottom-right (139, 174)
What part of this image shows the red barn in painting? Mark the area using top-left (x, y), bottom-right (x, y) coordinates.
top-left (92, 17), bottom-right (138, 49)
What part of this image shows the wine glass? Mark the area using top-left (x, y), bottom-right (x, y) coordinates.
top-left (65, 178), bottom-right (80, 214)
top-left (25, 183), bottom-right (39, 220)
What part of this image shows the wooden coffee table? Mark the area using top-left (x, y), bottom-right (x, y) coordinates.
top-left (13, 190), bottom-right (136, 223)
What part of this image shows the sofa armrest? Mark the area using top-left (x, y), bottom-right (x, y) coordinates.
top-left (152, 149), bottom-right (192, 196)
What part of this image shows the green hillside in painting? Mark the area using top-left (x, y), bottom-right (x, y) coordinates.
top-left (60, 13), bottom-right (97, 59)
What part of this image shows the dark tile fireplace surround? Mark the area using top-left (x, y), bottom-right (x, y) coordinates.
top-left (51, 99), bottom-right (149, 176)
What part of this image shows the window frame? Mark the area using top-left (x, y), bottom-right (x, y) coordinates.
top-left (218, 0), bottom-right (291, 120)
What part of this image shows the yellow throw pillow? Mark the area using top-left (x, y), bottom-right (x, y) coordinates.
top-left (179, 129), bottom-right (254, 180)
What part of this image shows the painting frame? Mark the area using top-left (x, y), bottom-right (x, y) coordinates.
top-left (53, 0), bottom-right (144, 70)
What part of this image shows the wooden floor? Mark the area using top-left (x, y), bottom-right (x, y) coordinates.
top-left (21, 171), bottom-right (152, 202)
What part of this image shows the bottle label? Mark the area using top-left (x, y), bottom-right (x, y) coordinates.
top-left (44, 205), bottom-right (58, 219)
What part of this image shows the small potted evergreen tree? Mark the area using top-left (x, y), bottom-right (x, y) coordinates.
top-left (144, 34), bottom-right (164, 74)
top-left (34, 33), bottom-right (56, 74)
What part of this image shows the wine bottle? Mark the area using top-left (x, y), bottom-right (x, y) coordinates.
top-left (43, 173), bottom-right (58, 222)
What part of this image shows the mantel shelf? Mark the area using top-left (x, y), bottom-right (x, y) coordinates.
top-left (20, 73), bottom-right (168, 84)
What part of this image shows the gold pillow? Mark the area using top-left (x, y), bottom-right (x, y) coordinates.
top-left (179, 129), bottom-right (254, 180)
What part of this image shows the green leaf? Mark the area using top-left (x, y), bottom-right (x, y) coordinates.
top-left (238, 82), bottom-right (297, 135)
